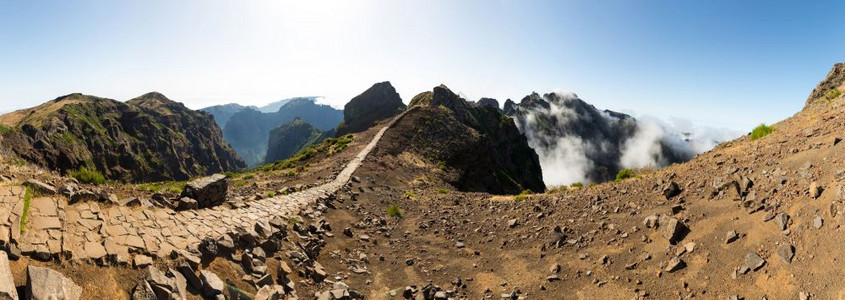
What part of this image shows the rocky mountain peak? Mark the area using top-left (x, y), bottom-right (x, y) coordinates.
top-left (805, 62), bottom-right (845, 107)
top-left (336, 81), bottom-right (405, 136)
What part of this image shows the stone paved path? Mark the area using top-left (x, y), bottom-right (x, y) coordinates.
top-left (0, 107), bottom-right (416, 263)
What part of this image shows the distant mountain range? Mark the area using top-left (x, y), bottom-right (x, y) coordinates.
top-left (202, 98), bottom-right (342, 167)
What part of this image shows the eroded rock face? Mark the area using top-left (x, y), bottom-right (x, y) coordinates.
top-left (181, 174), bottom-right (227, 208)
top-left (336, 81), bottom-right (406, 136)
top-left (0, 92), bottom-right (246, 182)
top-left (26, 265), bottom-right (83, 300)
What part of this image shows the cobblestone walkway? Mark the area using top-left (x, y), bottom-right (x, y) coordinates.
top-left (0, 107), bottom-right (415, 263)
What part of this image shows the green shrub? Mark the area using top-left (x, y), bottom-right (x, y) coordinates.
top-left (386, 203), bottom-right (405, 218)
top-left (266, 191), bottom-right (276, 197)
top-left (514, 195), bottom-right (527, 202)
top-left (69, 167), bottom-right (106, 185)
top-left (750, 123), bottom-right (775, 140)
top-left (436, 188), bottom-right (447, 194)
top-left (614, 169), bottom-right (634, 182)
top-left (286, 170), bottom-right (297, 177)
top-left (20, 186), bottom-right (32, 234)
top-left (404, 191), bottom-right (418, 199)
top-left (570, 182), bottom-right (583, 189)
top-left (243, 174), bottom-right (255, 180)
top-left (824, 88), bottom-right (841, 100)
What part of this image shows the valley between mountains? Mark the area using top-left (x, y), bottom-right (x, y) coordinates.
top-left (0, 63), bottom-right (843, 300)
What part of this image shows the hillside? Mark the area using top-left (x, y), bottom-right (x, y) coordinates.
top-left (199, 103), bottom-right (255, 129)
top-left (0, 92), bottom-right (245, 182)
top-left (221, 98), bottom-right (342, 166)
top-left (310, 63), bottom-right (845, 299)
top-left (264, 118), bottom-right (334, 164)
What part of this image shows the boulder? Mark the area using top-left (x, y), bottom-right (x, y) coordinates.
top-left (658, 215), bottom-right (686, 244)
top-left (200, 270), bottom-right (225, 297)
top-left (176, 197), bottom-right (198, 210)
top-left (26, 265), bottom-right (83, 300)
top-left (130, 280), bottom-right (156, 300)
top-left (0, 252), bottom-right (17, 300)
top-left (181, 174), bottom-right (228, 208)
top-left (663, 181), bottom-right (681, 199)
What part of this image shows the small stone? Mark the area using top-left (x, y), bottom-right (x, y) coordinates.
top-left (725, 230), bottom-right (739, 244)
top-left (745, 252), bottom-right (766, 271)
top-left (813, 216), bottom-right (823, 229)
top-left (134, 255), bottom-right (153, 268)
top-left (507, 218), bottom-right (518, 228)
top-left (777, 244), bottom-right (795, 264)
top-left (809, 182), bottom-right (822, 199)
top-left (775, 213), bottom-right (789, 231)
top-left (550, 263), bottom-right (561, 273)
top-left (663, 181), bottom-right (681, 199)
top-left (642, 215), bottom-right (659, 228)
top-left (664, 257), bottom-right (685, 272)
top-left (455, 242), bottom-right (465, 248)
top-left (546, 274), bottom-right (561, 282)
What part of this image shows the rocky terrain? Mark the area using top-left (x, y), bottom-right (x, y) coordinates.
top-left (219, 98), bottom-right (342, 167)
top-left (0, 92), bottom-right (245, 183)
top-left (0, 64), bottom-right (841, 300)
top-left (335, 82), bottom-right (405, 137)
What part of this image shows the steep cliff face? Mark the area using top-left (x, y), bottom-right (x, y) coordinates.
top-left (380, 85), bottom-right (545, 194)
top-left (264, 118), bottom-right (334, 164)
top-left (0, 92), bottom-right (245, 182)
top-left (336, 82), bottom-right (406, 136)
top-left (505, 92), bottom-right (694, 184)
top-left (221, 98), bottom-right (342, 166)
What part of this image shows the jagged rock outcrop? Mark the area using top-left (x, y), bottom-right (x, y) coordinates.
top-left (336, 81), bottom-right (405, 136)
top-left (476, 98), bottom-right (501, 111)
top-left (805, 62), bottom-right (845, 107)
top-left (383, 85), bottom-right (545, 194)
top-left (265, 118), bottom-right (334, 164)
top-left (0, 92), bottom-right (245, 182)
top-left (221, 98), bottom-right (342, 166)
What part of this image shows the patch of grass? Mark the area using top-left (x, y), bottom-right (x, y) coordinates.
top-left (286, 170), bottom-right (297, 177)
top-left (287, 217), bottom-right (302, 227)
top-left (570, 182), bottom-right (583, 189)
top-left (20, 185), bottom-right (32, 234)
top-left (69, 167), bottom-right (106, 185)
top-left (614, 168), bottom-right (634, 183)
top-left (386, 203), bottom-right (405, 218)
top-left (514, 195), bottom-right (527, 202)
top-left (266, 191), bottom-right (276, 197)
top-left (135, 181), bottom-right (187, 194)
top-left (750, 123), bottom-right (775, 141)
top-left (824, 88), bottom-right (841, 100)
top-left (0, 124), bottom-right (14, 134)
top-left (404, 191), bottom-right (418, 199)
top-left (243, 174), bottom-right (255, 180)
top-left (436, 188), bottom-right (447, 194)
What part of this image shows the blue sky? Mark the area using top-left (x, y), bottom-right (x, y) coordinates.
top-left (1, 0), bottom-right (842, 131)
